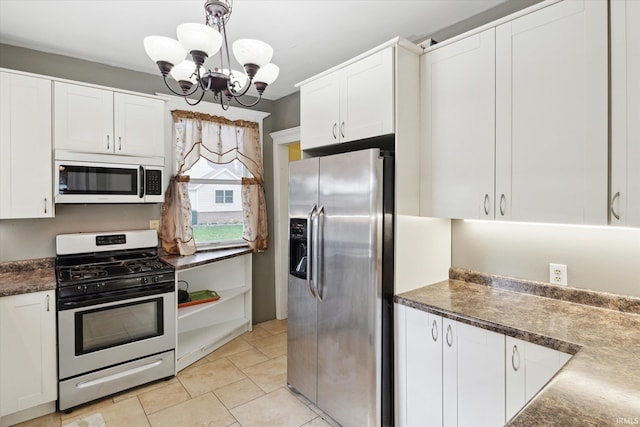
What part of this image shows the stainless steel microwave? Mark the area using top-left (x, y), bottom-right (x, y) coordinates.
top-left (54, 151), bottom-right (165, 204)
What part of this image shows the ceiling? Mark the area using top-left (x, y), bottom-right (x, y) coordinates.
top-left (0, 0), bottom-right (509, 101)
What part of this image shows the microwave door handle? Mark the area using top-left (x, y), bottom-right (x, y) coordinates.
top-left (139, 166), bottom-right (145, 198)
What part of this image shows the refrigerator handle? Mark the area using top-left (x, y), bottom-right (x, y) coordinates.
top-left (312, 205), bottom-right (325, 302)
top-left (306, 204), bottom-right (318, 298)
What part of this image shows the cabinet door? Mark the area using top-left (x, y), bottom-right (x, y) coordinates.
top-left (54, 82), bottom-right (113, 153)
top-left (505, 337), bottom-right (526, 421)
top-left (456, 321), bottom-right (505, 427)
top-left (300, 72), bottom-right (340, 150)
top-left (0, 291), bottom-right (56, 416)
top-left (0, 72), bottom-right (53, 219)
top-left (114, 93), bottom-right (164, 157)
top-left (421, 29), bottom-right (496, 219)
top-left (611, 0), bottom-right (640, 227)
top-left (495, 0), bottom-right (608, 224)
top-left (442, 318), bottom-right (457, 427)
top-left (341, 47), bottom-right (394, 143)
top-left (405, 307), bottom-right (442, 427)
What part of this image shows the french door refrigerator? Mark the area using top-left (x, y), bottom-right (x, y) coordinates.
top-left (287, 148), bottom-right (394, 427)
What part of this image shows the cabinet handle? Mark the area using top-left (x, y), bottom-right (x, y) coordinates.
top-left (611, 192), bottom-right (621, 220)
top-left (118, 136), bottom-right (122, 151)
top-left (431, 319), bottom-right (438, 342)
top-left (445, 324), bottom-right (453, 347)
top-left (340, 121), bottom-right (345, 138)
top-left (46, 294), bottom-right (50, 312)
top-left (512, 345), bottom-right (520, 371)
top-left (483, 194), bottom-right (490, 216)
top-left (106, 135), bottom-right (110, 150)
top-left (332, 123), bottom-right (337, 140)
top-left (499, 194), bottom-right (506, 216)
top-left (44, 198), bottom-right (47, 214)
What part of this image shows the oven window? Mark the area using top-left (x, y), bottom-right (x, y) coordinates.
top-left (75, 297), bottom-right (164, 355)
top-left (60, 165), bottom-right (137, 195)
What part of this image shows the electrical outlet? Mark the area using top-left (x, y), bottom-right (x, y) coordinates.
top-left (149, 220), bottom-right (160, 232)
top-left (549, 263), bottom-right (567, 286)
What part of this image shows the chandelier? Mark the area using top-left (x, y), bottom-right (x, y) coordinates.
top-left (143, 0), bottom-right (278, 109)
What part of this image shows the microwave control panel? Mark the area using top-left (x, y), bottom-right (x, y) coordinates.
top-left (145, 169), bottom-right (162, 195)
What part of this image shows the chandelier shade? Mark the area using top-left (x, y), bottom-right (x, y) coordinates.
top-left (143, 0), bottom-right (277, 109)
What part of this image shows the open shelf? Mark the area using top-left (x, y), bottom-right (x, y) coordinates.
top-left (177, 285), bottom-right (250, 321)
top-left (177, 318), bottom-right (250, 370)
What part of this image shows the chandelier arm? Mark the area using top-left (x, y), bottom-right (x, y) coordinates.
top-left (227, 76), bottom-right (253, 97)
top-left (184, 88), bottom-right (207, 106)
top-left (232, 93), bottom-right (262, 108)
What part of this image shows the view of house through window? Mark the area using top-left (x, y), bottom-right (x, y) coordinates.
top-left (187, 158), bottom-right (247, 247)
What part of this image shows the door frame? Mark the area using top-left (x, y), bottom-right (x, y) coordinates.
top-left (270, 126), bottom-right (300, 320)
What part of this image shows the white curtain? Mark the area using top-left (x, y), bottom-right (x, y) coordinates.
top-left (160, 110), bottom-right (268, 255)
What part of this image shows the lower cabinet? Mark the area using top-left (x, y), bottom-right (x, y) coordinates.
top-left (396, 304), bottom-right (572, 427)
top-left (176, 254), bottom-right (252, 371)
top-left (505, 337), bottom-right (571, 421)
top-left (0, 291), bottom-right (56, 418)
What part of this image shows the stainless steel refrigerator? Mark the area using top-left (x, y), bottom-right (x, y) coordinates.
top-left (287, 148), bottom-right (394, 427)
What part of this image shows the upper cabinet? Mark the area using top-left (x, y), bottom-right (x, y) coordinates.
top-left (54, 82), bottom-right (164, 157)
top-left (422, 0), bottom-right (608, 225)
top-left (421, 29), bottom-right (496, 219)
top-left (0, 72), bottom-right (54, 219)
top-left (300, 47), bottom-right (394, 150)
top-left (611, 0), bottom-right (640, 227)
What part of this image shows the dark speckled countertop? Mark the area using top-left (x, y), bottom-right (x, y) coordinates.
top-left (396, 268), bottom-right (640, 427)
top-left (0, 258), bottom-right (56, 297)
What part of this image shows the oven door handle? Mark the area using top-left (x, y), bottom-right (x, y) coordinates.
top-left (58, 283), bottom-right (174, 310)
top-left (76, 359), bottom-right (164, 389)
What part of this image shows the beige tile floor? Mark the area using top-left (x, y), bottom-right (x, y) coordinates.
top-left (17, 319), bottom-right (338, 427)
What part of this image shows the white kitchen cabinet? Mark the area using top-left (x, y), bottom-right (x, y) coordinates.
top-left (610, 0), bottom-right (640, 227)
top-left (448, 319), bottom-right (506, 427)
top-left (300, 47), bottom-right (394, 150)
top-left (505, 337), bottom-right (571, 421)
top-left (422, 0), bottom-right (608, 225)
top-left (494, 0), bottom-right (608, 224)
top-left (421, 29), bottom-right (496, 219)
top-left (54, 81), bottom-right (164, 157)
top-left (175, 254), bottom-right (252, 371)
top-left (396, 304), bottom-right (443, 427)
top-left (0, 71), bottom-right (53, 219)
top-left (397, 305), bottom-right (505, 427)
top-left (0, 291), bottom-right (56, 418)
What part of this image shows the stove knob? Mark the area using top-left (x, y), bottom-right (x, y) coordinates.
top-left (82, 284), bottom-right (88, 292)
top-left (152, 276), bottom-right (159, 283)
top-left (142, 277), bottom-right (148, 284)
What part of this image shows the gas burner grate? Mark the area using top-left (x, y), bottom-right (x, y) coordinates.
top-left (69, 268), bottom-right (108, 280)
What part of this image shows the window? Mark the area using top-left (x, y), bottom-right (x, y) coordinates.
top-left (187, 158), bottom-right (248, 249)
top-left (215, 190), bottom-right (234, 204)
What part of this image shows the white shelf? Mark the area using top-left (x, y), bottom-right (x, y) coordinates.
top-left (177, 318), bottom-right (250, 369)
top-left (177, 285), bottom-right (250, 321)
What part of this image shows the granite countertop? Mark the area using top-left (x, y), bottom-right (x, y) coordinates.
top-left (395, 269), bottom-right (640, 426)
top-left (0, 258), bottom-right (56, 297)
top-left (161, 247), bottom-right (252, 271)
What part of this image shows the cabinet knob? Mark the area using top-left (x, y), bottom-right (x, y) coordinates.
top-left (106, 135), bottom-right (110, 150)
top-left (610, 191), bottom-right (621, 220)
top-left (483, 194), bottom-right (490, 216)
top-left (118, 136), bottom-right (122, 151)
top-left (446, 324), bottom-right (453, 347)
top-left (499, 194), bottom-right (506, 216)
top-left (431, 319), bottom-right (438, 342)
top-left (512, 345), bottom-right (520, 371)
top-left (44, 198), bottom-right (47, 214)
top-left (332, 123), bottom-right (337, 140)
top-left (46, 294), bottom-right (50, 312)
top-left (340, 121), bottom-right (345, 139)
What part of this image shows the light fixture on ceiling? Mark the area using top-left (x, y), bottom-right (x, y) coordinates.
top-left (143, 0), bottom-right (279, 109)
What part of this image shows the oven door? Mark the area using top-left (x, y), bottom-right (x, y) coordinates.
top-left (58, 285), bottom-right (175, 380)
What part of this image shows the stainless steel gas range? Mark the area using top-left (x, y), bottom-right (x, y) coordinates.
top-left (55, 230), bottom-right (176, 410)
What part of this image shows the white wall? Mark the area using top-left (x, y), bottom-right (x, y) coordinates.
top-left (451, 219), bottom-right (640, 297)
